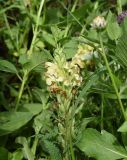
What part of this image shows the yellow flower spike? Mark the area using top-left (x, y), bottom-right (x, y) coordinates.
top-left (63, 79), bottom-right (71, 86)
top-left (45, 78), bottom-right (53, 85)
top-left (45, 62), bottom-right (54, 68)
top-left (56, 76), bottom-right (64, 82)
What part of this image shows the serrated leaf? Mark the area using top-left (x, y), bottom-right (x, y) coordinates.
top-left (0, 112), bottom-right (33, 136)
top-left (106, 22), bottom-right (121, 40)
top-left (44, 140), bottom-right (62, 160)
top-left (51, 26), bottom-right (64, 42)
top-left (116, 35), bottom-right (127, 68)
top-left (0, 60), bottom-right (18, 74)
top-left (77, 128), bottom-right (127, 160)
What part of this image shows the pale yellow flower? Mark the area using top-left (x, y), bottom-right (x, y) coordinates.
top-left (71, 44), bottom-right (94, 68)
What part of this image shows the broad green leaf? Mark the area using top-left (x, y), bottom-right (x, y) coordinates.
top-left (0, 147), bottom-right (8, 160)
top-left (77, 73), bottom-right (99, 102)
top-left (106, 11), bottom-right (116, 23)
top-left (42, 31), bottom-right (56, 47)
top-left (9, 150), bottom-right (23, 160)
top-left (87, 29), bottom-right (98, 41)
top-left (121, 133), bottom-right (127, 151)
top-left (20, 103), bottom-right (43, 115)
top-left (0, 112), bottom-right (33, 136)
top-left (63, 39), bottom-right (79, 59)
top-left (71, 3), bottom-right (90, 20)
top-left (24, 49), bottom-right (52, 73)
top-left (116, 35), bottom-right (127, 68)
top-left (77, 128), bottom-right (127, 160)
top-left (32, 88), bottom-right (49, 105)
top-left (45, 8), bottom-right (62, 24)
top-left (33, 110), bottom-right (52, 134)
top-left (106, 22), bottom-right (121, 40)
top-left (121, 0), bottom-right (127, 6)
top-left (18, 54), bottom-right (28, 65)
top-left (0, 60), bottom-right (18, 74)
top-left (118, 121), bottom-right (127, 132)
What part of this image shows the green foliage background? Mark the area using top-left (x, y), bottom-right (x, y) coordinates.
top-left (0, 0), bottom-right (127, 160)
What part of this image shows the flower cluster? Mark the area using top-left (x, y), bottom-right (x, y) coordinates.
top-left (45, 44), bottom-right (94, 93)
top-left (72, 44), bottom-right (94, 68)
top-left (91, 16), bottom-right (106, 29)
top-left (117, 11), bottom-right (127, 24)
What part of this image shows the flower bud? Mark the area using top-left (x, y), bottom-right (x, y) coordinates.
top-left (91, 16), bottom-right (106, 29)
top-left (117, 11), bottom-right (127, 24)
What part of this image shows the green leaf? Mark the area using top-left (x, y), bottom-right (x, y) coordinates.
top-left (51, 26), bottom-right (64, 42)
top-left (77, 128), bottom-right (127, 160)
top-left (121, 17), bottom-right (127, 34)
top-left (45, 8), bottom-right (62, 24)
top-left (44, 140), bottom-right (62, 160)
top-left (24, 50), bottom-right (52, 73)
top-left (121, 0), bottom-right (127, 6)
top-left (42, 31), bottom-right (56, 47)
top-left (116, 35), bottom-right (127, 68)
top-left (18, 54), bottom-right (28, 65)
top-left (106, 11), bottom-right (116, 23)
top-left (0, 147), bottom-right (8, 160)
top-left (16, 137), bottom-right (34, 160)
top-left (118, 121), bottom-right (127, 132)
top-left (0, 112), bottom-right (33, 136)
top-left (121, 133), bottom-right (127, 151)
top-left (0, 60), bottom-right (18, 74)
top-left (9, 150), bottom-right (23, 160)
top-left (63, 39), bottom-right (79, 59)
top-left (106, 22), bottom-right (121, 40)
top-left (32, 88), bottom-right (49, 105)
top-left (20, 103), bottom-right (43, 115)
top-left (77, 73), bottom-right (99, 102)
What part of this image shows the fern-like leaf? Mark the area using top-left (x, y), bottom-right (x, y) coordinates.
top-left (44, 140), bottom-right (62, 160)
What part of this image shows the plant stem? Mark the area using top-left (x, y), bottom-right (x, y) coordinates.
top-left (28, 0), bottom-right (45, 56)
top-left (101, 95), bottom-right (104, 130)
top-left (69, 124), bottom-right (75, 160)
top-left (15, 0), bottom-right (45, 110)
top-left (15, 71), bottom-right (28, 111)
top-left (31, 135), bottom-right (38, 156)
top-left (99, 33), bottom-right (127, 121)
top-left (117, 0), bottom-right (122, 14)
